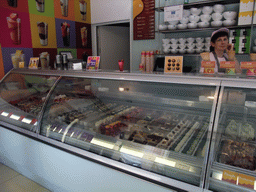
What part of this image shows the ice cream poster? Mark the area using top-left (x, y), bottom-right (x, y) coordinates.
top-left (87, 56), bottom-right (100, 70)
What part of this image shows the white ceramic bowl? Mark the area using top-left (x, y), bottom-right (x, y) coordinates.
top-left (170, 38), bottom-right (178, 44)
top-left (178, 38), bottom-right (186, 44)
top-left (213, 4), bottom-right (225, 13)
top-left (168, 20), bottom-right (179, 25)
top-left (179, 44), bottom-right (186, 49)
top-left (163, 44), bottom-right (171, 49)
top-left (186, 43), bottom-right (195, 48)
top-left (196, 37), bottom-right (204, 43)
top-left (170, 44), bottom-right (179, 49)
top-left (170, 49), bottom-right (178, 54)
top-left (187, 37), bottom-right (195, 43)
top-left (180, 17), bottom-right (189, 24)
top-left (189, 15), bottom-right (200, 23)
top-left (190, 8), bottom-right (201, 16)
top-left (211, 20), bottom-right (223, 27)
top-left (159, 24), bottom-right (168, 30)
top-left (162, 39), bottom-right (171, 44)
top-left (223, 19), bottom-right (236, 26)
top-left (163, 48), bottom-right (171, 54)
top-left (198, 21), bottom-right (210, 28)
top-left (205, 37), bottom-right (211, 43)
top-left (204, 47), bottom-right (211, 52)
top-left (223, 11), bottom-right (237, 20)
top-left (188, 22), bottom-right (197, 29)
top-left (253, 46), bottom-right (256, 52)
top-left (196, 42), bottom-right (205, 48)
top-left (177, 23), bottom-right (187, 29)
top-left (187, 49), bottom-right (195, 54)
top-left (168, 24), bottom-right (177, 30)
top-left (195, 47), bottom-right (203, 53)
top-left (202, 6), bottom-right (213, 15)
top-left (200, 14), bottom-right (211, 22)
top-left (179, 49), bottom-right (186, 54)
top-left (212, 13), bottom-right (223, 21)
top-left (183, 9), bottom-right (191, 17)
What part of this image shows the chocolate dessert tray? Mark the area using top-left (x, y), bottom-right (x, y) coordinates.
top-left (217, 139), bottom-right (256, 171)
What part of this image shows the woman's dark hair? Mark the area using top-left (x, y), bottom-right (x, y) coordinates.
top-left (210, 31), bottom-right (229, 52)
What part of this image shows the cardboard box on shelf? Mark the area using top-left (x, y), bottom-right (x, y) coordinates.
top-left (238, 11), bottom-right (253, 25)
top-left (229, 29), bottom-right (240, 37)
top-left (240, 28), bottom-right (251, 36)
top-left (239, 0), bottom-right (254, 12)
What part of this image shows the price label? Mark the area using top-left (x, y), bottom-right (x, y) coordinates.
top-left (19, 62), bottom-right (24, 68)
top-left (201, 61), bottom-right (215, 68)
top-left (240, 61), bottom-right (256, 69)
top-left (238, 174), bottom-right (255, 189)
top-left (164, 5), bottom-right (183, 22)
top-left (220, 61), bottom-right (235, 68)
top-left (222, 170), bottom-right (238, 185)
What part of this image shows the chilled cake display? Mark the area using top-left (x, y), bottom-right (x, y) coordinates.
top-left (225, 119), bottom-right (255, 141)
top-left (219, 139), bottom-right (256, 170)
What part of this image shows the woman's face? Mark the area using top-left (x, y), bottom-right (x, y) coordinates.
top-left (211, 36), bottom-right (229, 52)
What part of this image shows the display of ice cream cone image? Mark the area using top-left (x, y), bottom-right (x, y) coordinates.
top-left (81, 27), bottom-right (87, 47)
top-left (60, 0), bottom-right (69, 17)
top-left (61, 22), bottom-right (70, 47)
top-left (79, 0), bottom-right (87, 20)
top-left (200, 52), bottom-right (210, 61)
top-left (37, 22), bottom-right (48, 46)
top-left (35, 0), bottom-right (44, 12)
top-left (7, 13), bottom-right (21, 45)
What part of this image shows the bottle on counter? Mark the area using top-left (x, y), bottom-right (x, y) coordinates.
top-left (145, 51), bottom-right (150, 73)
top-left (139, 51), bottom-right (146, 72)
top-left (150, 51), bottom-right (154, 73)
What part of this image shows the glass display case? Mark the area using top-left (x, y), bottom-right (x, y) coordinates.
top-left (2, 69), bottom-right (256, 191)
top-left (207, 80), bottom-right (256, 192)
top-left (0, 72), bottom-right (59, 133)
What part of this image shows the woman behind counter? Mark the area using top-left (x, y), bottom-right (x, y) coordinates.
top-left (200, 28), bottom-right (241, 74)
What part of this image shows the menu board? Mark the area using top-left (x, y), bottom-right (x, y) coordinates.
top-left (133, 0), bottom-right (155, 40)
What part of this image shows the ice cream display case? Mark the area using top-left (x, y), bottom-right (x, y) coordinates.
top-left (206, 79), bottom-right (256, 192)
top-left (1, 69), bottom-right (256, 191)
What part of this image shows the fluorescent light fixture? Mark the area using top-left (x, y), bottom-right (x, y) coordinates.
top-left (10, 114), bottom-right (20, 120)
top-left (212, 171), bottom-right (222, 180)
top-left (70, 132), bottom-right (74, 137)
top-left (91, 138), bottom-right (115, 149)
top-left (154, 157), bottom-right (176, 167)
top-left (1, 112), bottom-right (9, 117)
top-left (58, 129), bottom-right (63, 133)
top-left (53, 127), bottom-right (57, 132)
top-left (207, 96), bottom-right (215, 100)
top-left (120, 146), bottom-right (144, 158)
top-left (34, 121), bottom-right (38, 125)
top-left (21, 118), bottom-right (32, 124)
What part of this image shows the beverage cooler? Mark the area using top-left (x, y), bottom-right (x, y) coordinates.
top-left (0, 69), bottom-right (256, 192)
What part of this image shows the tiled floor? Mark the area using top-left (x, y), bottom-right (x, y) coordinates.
top-left (0, 163), bottom-right (51, 192)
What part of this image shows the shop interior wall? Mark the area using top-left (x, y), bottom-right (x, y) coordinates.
top-left (0, 0), bottom-right (92, 79)
top-left (0, 126), bottom-right (173, 192)
top-left (131, 0), bottom-right (251, 72)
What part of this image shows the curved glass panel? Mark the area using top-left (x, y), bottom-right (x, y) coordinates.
top-left (0, 72), bottom-right (58, 131)
top-left (210, 87), bottom-right (256, 191)
top-left (40, 76), bottom-right (217, 187)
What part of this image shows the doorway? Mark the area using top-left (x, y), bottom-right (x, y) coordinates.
top-left (96, 22), bottom-right (130, 71)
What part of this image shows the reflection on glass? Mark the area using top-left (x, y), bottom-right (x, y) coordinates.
top-left (0, 73), bottom-right (58, 131)
top-left (40, 77), bottom-right (216, 186)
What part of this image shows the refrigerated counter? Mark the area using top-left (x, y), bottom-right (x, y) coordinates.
top-left (0, 69), bottom-right (256, 192)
